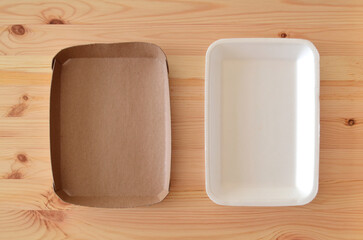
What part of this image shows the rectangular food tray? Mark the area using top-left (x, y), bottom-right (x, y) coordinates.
top-left (205, 38), bottom-right (320, 206)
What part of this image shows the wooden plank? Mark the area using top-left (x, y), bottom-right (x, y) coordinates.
top-left (1, 141), bottom-right (363, 183)
top-left (1, 140), bottom-right (363, 185)
top-left (0, 56), bottom-right (362, 82)
top-left (0, 180), bottom-right (362, 239)
top-left (1, 24), bottom-right (363, 56)
top-left (1, 56), bottom-right (362, 82)
top-left (0, 56), bottom-right (51, 73)
top-left (0, 71), bottom-right (50, 85)
top-left (1, 146), bottom-right (363, 183)
top-left (0, 179), bottom-right (362, 211)
top-left (0, 0), bottom-right (362, 25)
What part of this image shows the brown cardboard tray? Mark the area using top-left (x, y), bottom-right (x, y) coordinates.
top-left (50, 42), bottom-right (171, 208)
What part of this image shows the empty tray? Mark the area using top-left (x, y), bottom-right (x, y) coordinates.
top-left (50, 42), bottom-right (171, 208)
top-left (205, 38), bottom-right (320, 206)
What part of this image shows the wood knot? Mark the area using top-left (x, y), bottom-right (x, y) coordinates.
top-left (10, 24), bottom-right (26, 35)
top-left (17, 154), bottom-right (28, 163)
top-left (6, 170), bottom-right (23, 179)
top-left (280, 32), bottom-right (287, 38)
top-left (48, 19), bottom-right (65, 24)
top-left (22, 94), bottom-right (29, 101)
top-left (7, 94), bottom-right (30, 117)
top-left (345, 118), bottom-right (355, 126)
top-left (38, 210), bottom-right (65, 222)
top-left (7, 102), bottom-right (28, 117)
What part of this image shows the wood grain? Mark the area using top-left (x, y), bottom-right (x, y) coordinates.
top-left (0, 0), bottom-right (363, 239)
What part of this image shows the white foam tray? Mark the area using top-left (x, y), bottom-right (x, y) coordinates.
top-left (205, 38), bottom-right (320, 206)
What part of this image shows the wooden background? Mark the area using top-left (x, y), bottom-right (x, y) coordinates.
top-left (0, 0), bottom-right (363, 239)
